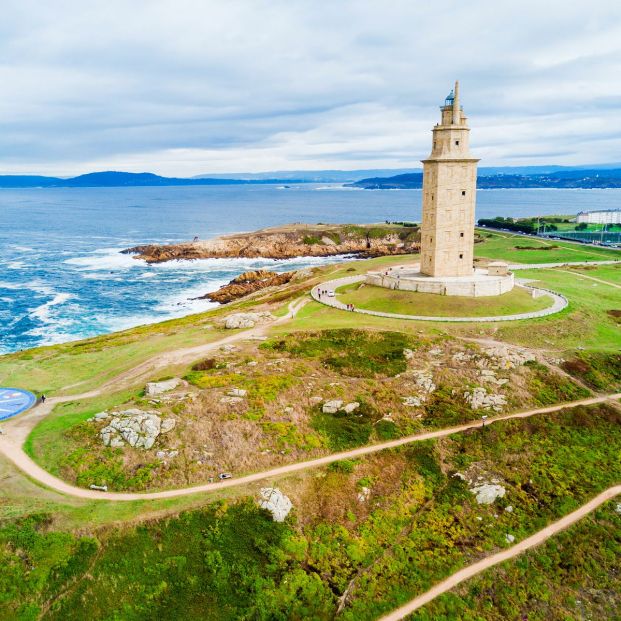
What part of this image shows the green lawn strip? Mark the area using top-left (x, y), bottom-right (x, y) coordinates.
top-left (1, 403), bottom-right (620, 619)
top-left (562, 262), bottom-right (621, 283)
top-left (474, 229), bottom-right (620, 263)
top-left (335, 282), bottom-right (551, 317)
top-left (495, 267), bottom-right (621, 352)
top-left (410, 503), bottom-right (621, 621)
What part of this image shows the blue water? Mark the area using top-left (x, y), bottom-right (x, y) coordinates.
top-left (1, 184), bottom-right (620, 354)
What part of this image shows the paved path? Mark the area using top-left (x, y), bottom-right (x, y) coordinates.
top-left (0, 386), bottom-right (618, 500)
top-left (312, 276), bottom-right (568, 323)
top-left (378, 483), bottom-right (621, 621)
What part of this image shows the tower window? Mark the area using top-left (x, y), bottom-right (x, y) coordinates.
top-left (460, 232), bottom-right (464, 238)
top-left (459, 253), bottom-right (463, 259)
top-left (461, 190), bottom-right (466, 196)
top-left (455, 140), bottom-right (460, 146)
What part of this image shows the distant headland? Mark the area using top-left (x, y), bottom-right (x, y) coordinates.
top-left (3, 165), bottom-right (621, 188)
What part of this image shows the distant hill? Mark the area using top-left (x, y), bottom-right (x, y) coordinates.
top-left (349, 168), bottom-right (621, 189)
top-left (0, 171), bottom-right (297, 188)
top-left (4, 165), bottom-right (621, 188)
top-left (192, 168), bottom-right (421, 183)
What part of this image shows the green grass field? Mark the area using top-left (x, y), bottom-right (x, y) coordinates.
top-left (336, 281), bottom-right (552, 317)
top-left (474, 228), bottom-right (620, 263)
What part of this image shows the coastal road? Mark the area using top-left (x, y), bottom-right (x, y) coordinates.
top-left (378, 483), bottom-right (621, 621)
top-left (0, 390), bottom-right (619, 501)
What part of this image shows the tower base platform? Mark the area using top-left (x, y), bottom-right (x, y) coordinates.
top-left (365, 265), bottom-right (514, 297)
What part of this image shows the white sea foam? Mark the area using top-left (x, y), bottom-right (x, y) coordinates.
top-left (29, 292), bottom-right (73, 324)
top-left (64, 248), bottom-right (138, 271)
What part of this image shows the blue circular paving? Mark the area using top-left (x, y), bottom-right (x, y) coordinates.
top-left (0, 388), bottom-right (37, 421)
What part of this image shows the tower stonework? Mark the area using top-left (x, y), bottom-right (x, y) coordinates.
top-left (420, 81), bottom-right (479, 277)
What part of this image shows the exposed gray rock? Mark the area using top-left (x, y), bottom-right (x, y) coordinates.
top-left (322, 400), bottom-right (343, 414)
top-left (220, 396), bottom-right (244, 404)
top-left (403, 396), bottom-right (422, 407)
top-left (357, 486), bottom-right (371, 503)
top-left (505, 533), bottom-right (515, 543)
top-left (100, 410), bottom-right (168, 450)
top-left (228, 388), bottom-right (247, 398)
top-left (156, 449), bottom-right (179, 461)
top-left (145, 378), bottom-right (181, 397)
top-left (470, 484), bottom-right (506, 504)
top-left (343, 402), bottom-right (360, 414)
top-left (258, 488), bottom-right (292, 522)
top-left (464, 387), bottom-right (507, 412)
top-left (160, 418), bottom-right (176, 433)
top-left (482, 345), bottom-right (536, 369)
top-left (504, 505), bottom-right (514, 513)
top-left (224, 312), bottom-right (274, 329)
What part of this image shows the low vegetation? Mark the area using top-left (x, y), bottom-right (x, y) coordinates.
top-left (2, 403), bottom-right (620, 620)
top-left (412, 503), bottom-right (621, 621)
top-left (26, 328), bottom-right (592, 492)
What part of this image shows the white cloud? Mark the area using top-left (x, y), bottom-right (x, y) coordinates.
top-left (1, 0), bottom-right (620, 174)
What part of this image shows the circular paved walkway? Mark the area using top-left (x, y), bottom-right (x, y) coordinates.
top-left (311, 276), bottom-right (568, 323)
top-left (0, 388), bottom-right (37, 421)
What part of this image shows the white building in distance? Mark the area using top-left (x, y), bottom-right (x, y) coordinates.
top-left (576, 209), bottom-right (621, 225)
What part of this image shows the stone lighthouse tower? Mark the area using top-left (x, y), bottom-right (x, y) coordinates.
top-left (420, 81), bottom-right (479, 277)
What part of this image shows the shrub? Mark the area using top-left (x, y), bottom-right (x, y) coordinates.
top-left (562, 352), bottom-right (621, 391)
top-left (191, 358), bottom-right (217, 371)
top-left (312, 411), bottom-right (373, 450)
top-left (273, 329), bottom-right (412, 378)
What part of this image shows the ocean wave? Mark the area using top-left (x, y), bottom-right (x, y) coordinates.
top-left (29, 292), bottom-right (74, 324)
top-left (64, 248), bottom-right (139, 271)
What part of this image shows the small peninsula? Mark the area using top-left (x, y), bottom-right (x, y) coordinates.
top-left (123, 223), bottom-right (421, 263)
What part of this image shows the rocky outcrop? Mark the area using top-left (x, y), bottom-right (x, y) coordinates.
top-left (123, 224), bottom-right (420, 263)
top-left (470, 483), bottom-right (506, 504)
top-left (454, 470), bottom-right (507, 505)
top-left (202, 270), bottom-right (295, 304)
top-left (224, 311), bottom-right (275, 329)
top-left (99, 409), bottom-right (176, 449)
top-left (258, 487), bottom-right (293, 522)
top-left (464, 387), bottom-right (507, 411)
top-left (145, 378), bottom-right (182, 397)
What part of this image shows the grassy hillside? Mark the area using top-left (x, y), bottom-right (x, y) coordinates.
top-left (0, 230), bottom-right (619, 619)
top-left (1, 403), bottom-right (620, 620)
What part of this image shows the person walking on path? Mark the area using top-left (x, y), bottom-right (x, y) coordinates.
top-left (41, 394), bottom-right (46, 404)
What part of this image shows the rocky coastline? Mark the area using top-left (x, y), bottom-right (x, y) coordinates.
top-left (122, 223), bottom-right (421, 263)
top-left (196, 270), bottom-right (295, 304)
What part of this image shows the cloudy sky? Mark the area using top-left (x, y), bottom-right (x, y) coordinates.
top-left (1, 0), bottom-right (621, 176)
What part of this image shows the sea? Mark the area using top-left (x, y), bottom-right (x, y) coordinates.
top-left (1, 184), bottom-right (620, 354)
